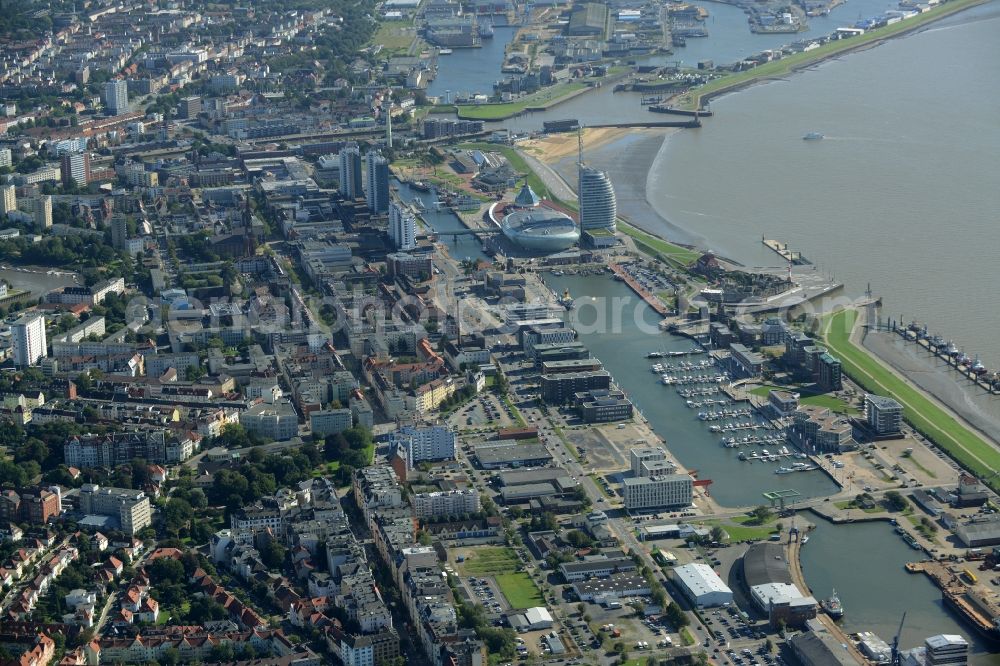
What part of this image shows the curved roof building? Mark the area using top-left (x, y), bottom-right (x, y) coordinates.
top-left (579, 165), bottom-right (616, 232)
top-left (502, 207), bottom-right (580, 253)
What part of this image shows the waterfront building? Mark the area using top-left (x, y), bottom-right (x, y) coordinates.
top-left (104, 80), bottom-right (129, 115)
top-left (339, 144), bottom-right (364, 199)
top-left (768, 390), bottom-right (799, 418)
top-left (523, 325), bottom-right (576, 360)
top-left (864, 394), bottom-right (903, 435)
top-left (540, 369), bottom-right (610, 403)
top-left (630, 447), bottom-right (668, 476)
top-left (723, 343), bottom-right (765, 379)
top-left (622, 474), bottom-right (693, 511)
top-left (789, 405), bottom-right (856, 453)
top-left (575, 388), bottom-right (633, 423)
top-left (366, 150), bottom-right (390, 214)
top-left (817, 353), bottom-right (843, 390)
top-left (389, 201), bottom-right (417, 250)
top-left (672, 563), bottom-right (734, 608)
top-left (11, 312), bottom-right (47, 367)
top-left (924, 634), bottom-right (968, 666)
top-left (578, 164), bottom-right (616, 232)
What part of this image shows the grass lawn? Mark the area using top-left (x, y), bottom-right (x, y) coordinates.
top-left (501, 394), bottom-right (527, 426)
top-left (618, 222), bottom-right (701, 267)
top-left (370, 20), bottom-right (417, 55)
top-left (701, 515), bottom-right (780, 541)
top-left (820, 309), bottom-right (1000, 491)
top-left (680, 627), bottom-right (696, 646)
top-left (676, 0), bottom-right (987, 110)
top-left (495, 572), bottom-right (545, 609)
top-left (456, 82), bottom-right (588, 120)
top-left (458, 546), bottom-right (521, 575)
top-left (749, 384), bottom-right (858, 414)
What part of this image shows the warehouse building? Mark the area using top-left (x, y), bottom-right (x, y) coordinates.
top-left (559, 556), bottom-right (637, 582)
top-left (475, 443), bottom-right (552, 469)
top-left (672, 563), bottom-right (733, 608)
top-left (573, 574), bottom-right (652, 603)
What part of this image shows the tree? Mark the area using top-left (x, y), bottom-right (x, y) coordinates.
top-left (163, 498), bottom-right (192, 537)
top-left (883, 490), bottom-right (908, 512)
top-left (259, 540), bottom-right (287, 569)
top-left (146, 557), bottom-right (185, 586)
top-left (565, 530), bottom-right (593, 549)
top-left (209, 644), bottom-right (235, 663)
top-left (664, 601), bottom-right (689, 629)
top-left (748, 505), bottom-right (773, 525)
top-left (709, 525), bottom-right (727, 543)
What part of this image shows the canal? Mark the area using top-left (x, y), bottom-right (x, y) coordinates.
top-left (394, 180), bottom-right (491, 264)
top-left (542, 272), bottom-right (840, 508)
top-left (425, 26), bottom-right (518, 100)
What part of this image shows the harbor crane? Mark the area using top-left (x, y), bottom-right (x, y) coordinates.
top-left (890, 612), bottom-right (907, 666)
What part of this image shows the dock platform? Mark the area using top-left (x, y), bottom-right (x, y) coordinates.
top-left (762, 238), bottom-right (811, 265)
top-left (610, 263), bottom-right (669, 316)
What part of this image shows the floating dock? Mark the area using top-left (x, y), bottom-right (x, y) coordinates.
top-left (762, 238), bottom-right (811, 265)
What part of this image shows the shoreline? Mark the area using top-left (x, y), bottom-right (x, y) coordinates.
top-left (673, 0), bottom-right (990, 110)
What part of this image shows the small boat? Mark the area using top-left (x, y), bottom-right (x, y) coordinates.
top-left (559, 288), bottom-right (575, 310)
top-left (821, 590), bottom-right (844, 619)
top-left (803, 132), bottom-right (824, 141)
top-left (646, 351), bottom-right (665, 358)
top-left (800, 535), bottom-right (809, 545)
top-left (439, 48), bottom-right (454, 55)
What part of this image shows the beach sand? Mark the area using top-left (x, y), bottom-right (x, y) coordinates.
top-left (521, 127), bottom-right (637, 164)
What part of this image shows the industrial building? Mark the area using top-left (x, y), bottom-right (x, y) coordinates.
top-left (474, 443), bottom-right (552, 469)
top-left (559, 556), bottom-right (637, 582)
top-left (672, 563), bottom-right (733, 608)
top-left (507, 607), bottom-right (553, 632)
top-left (572, 574), bottom-right (651, 603)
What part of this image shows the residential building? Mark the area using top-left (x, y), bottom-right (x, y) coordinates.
top-left (817, 353), bottom-right (842, 390)
top-left (60, 152), bottom-right (90, 187)
top-left (622, 474), bottom-right (694, 511)
top-left (365, 151), bottom-right (390, 214)
top-left (340, 144), bottom-right (364, 199)
top-left (865, 394), bottom-right (903, 435)
top-left (11, 313), bottom-right (47, 367)
top-left (540, 370), bottom-right (610, 403)
top-left (310, 408), bottom-right (353, 436)
top-left (241, 400), bottom-right (299, 441)
top-left (389, 201), bottom-right (417, 250)
top-left (0, 183), bottom-right (15, 216)
top-left (391, 425), bottom-right (457, 469)
top-left (104, 80), bottom-right (129, 115)
top-left (78, 484), bottom-right (152, 534)
top-left (413, 489), bottom-right (481, 519)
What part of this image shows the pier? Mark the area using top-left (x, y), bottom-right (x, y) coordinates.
top-left (647, 105), bottom-right (714, 117)
top-left (905, 560), bottom-right (1000, 645)
top-left (762, 238), bottom-right (810, 265)
top-left (891, 322), bottom-right (1000, 394)
top-left (609, 263), bottom-right (670, 315)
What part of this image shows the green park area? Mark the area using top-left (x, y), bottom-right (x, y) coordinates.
top-left (618, 223), bottom-right (701, 267)
top-left (455, 81), bottom-right (588, 120)
top-left (821, 309), bottom-right (1000, 491)
top-left (676, 0), bottom-right (986, 110)
top-left (749, 385), bottom-right (858, 414)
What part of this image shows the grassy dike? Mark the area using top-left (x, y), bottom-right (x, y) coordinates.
top-left (820, 309), bottom-right (1000, 491)
top-left (455, 81), bottom-right (589, 121)
top-left (676, 0), bottom-right (987, 110)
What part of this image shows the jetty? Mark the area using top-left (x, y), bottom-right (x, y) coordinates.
top-left (609, 263), bottom-right (669, 315)
top-left (762, 238), bottom-right (810, 265)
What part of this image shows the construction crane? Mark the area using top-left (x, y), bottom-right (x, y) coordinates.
top-left (890, 612), bottom-right (907, 666)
